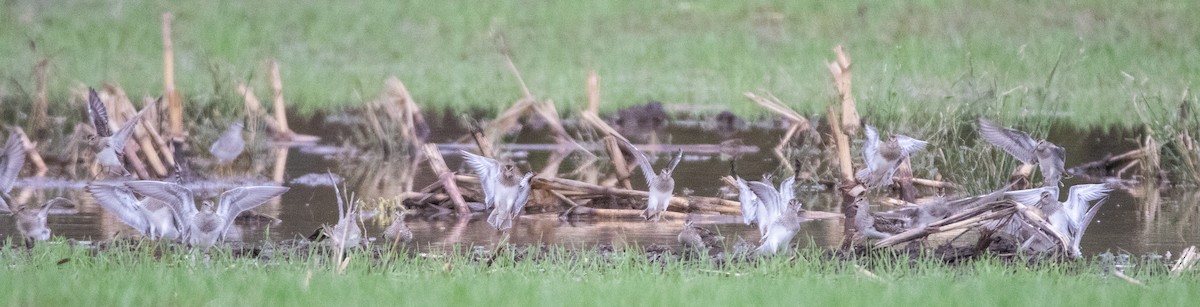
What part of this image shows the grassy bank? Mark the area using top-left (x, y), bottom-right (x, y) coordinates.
top-left (0, 241), bottom-right (1194, 306)
top-left (2, 0), bottom-right (1197, 126)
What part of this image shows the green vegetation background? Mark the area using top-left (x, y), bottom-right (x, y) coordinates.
top-left (3, 0), bottom-right (1197, 126)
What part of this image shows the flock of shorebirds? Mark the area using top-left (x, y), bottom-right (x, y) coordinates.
top-left (461, 116), bottom-right (1113, 257)
top-left (0, 88), bottom-right (412, 249)
top-left (0, 88), bottom-right (1114, 257)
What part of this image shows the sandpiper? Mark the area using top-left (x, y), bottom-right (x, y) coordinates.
top-left (85, 88), bottom-right (155, 176)
top-left (209, 122), bottom-right (245, 164)
top-left (616, 137), bottom-right (683, 221)
top-left (125, 180), bottom-right (288, 248)
top-left (977, 118), bottom-right (1066, 187)
top-left (460, 150), bottom-right (535, 230)
top-left (856, 125), bottom-right (929, 189)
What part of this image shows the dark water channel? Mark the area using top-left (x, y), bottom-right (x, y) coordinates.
top-left (1, 113), bottom-right (1195, 256)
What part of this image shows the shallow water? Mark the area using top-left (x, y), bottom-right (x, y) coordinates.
top-left (0, 113), bottom-right (1190, 256)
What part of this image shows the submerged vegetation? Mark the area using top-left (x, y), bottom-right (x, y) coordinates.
top-left (0, 241), bottom-right (1196, 306)
top-left (1, 0), bottom-right (1198, 127)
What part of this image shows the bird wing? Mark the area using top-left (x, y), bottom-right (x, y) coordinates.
top-left (861, 125), bottom-right (881, 168)
top-left (977, 118), bottom-right (1039, 164)
top-left (460, 150), bottom-right (501, 207)
top-left (508, 172), bottom-right (535, 226)
top-left (86, 182), bottom-right (151, 235)
top-left (216, 186), bottom-right (290, 235)
top-left (87, 88), bottom-right (112, 137)
top-left (1065, 184), bottom-right (1111, 219)
top-left (1004, 186), bottom-right (1057, 206)
top-left (1073, 198), bottom-right (1109, 254)
top-left (0, 131), bottom-right (27, 194)
top-left (735, 176), bottom-right (759, 224)
top-left (893, 134), bottom-right (929, 156)
top-left (746, 181), bottom-right (782, 220)
top-left (0, 195), bottom-right (11, 214)
top-left (664, 148), bottom-right (683, 175)
top-left (125, 180), bottom-right (197, 227)
top-left (109, 99), bottom-right (155, 154)
top-left (778, 175), bottom-right (797, 209)
top-left (615, 136), bottom-right (657, 185)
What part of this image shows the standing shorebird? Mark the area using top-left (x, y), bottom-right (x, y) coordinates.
top-left (677, 216), bottom-right (723, 252)
top-left (383, 210), bottom-right (413, 245)
top-left (977, 118), bottom-right (1066, 187)
top-left (209, 122), bottom-right (245, 164)
top-left (125, 180), bottom-right (289, 248)
top-left (86, 181), bottom-right (180, 240)
top-left (85, 88), bottom-right (156, 176)
top-left (460, 150), bottom-right (534, 230)
top-left (617, 138), bottom-right (683, 221)
top-left (856, 125), bottom-right (928, 189)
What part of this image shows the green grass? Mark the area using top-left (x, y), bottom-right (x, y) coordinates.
top-left (0, 241), bottom-right (1196, 306)
top-left (2, 0), bottom-right (1198, 127)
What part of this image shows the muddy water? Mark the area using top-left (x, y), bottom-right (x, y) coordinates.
top-left (0, 114), bottom-right (1191, 256)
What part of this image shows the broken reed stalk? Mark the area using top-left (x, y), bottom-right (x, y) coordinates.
top-left (237, 83), bottom-right (286, 137)
top-left (827, 103), bottom-right (860, 248)
top-left (140, 96), bottom-right (176, 167)
top-left (161, 13), bottom-right (184, 140)
top-left (383, 77), bottom-right (427, 147)
top-left (895, 159), bottom-right (919, 203)
top-left (272, 146), bottom-right (288, 183)
top-left (565, 206), bottom-right (689, 220)
top-left (32, 58), bottom-right (49, 130)
top-left (532, 176), bottom-right (741, 214)
top-left (530, 100), bottom-right (571, 141)
top-left (603, 136), bottom-right (633, 189)
top-left (11, 127), bottom-right (47, 177)
top-left (422, 144), bottom-right (470, 214)
top-left (743, 92), bottom-right (811, 152)
top-left (828, 45), bottom-right (860, 135)
top-left (483, 98), bottom-right (536, 141)
top-left (1171, 246), bottom-right (1200, 275)
top-left (586, 70), bottom-right (600, 114)
top-left (269, 60), bottom-right (291, 135)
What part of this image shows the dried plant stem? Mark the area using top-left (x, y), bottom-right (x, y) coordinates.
top-left (161, 13), bottom-right (184, 140)
top-left (31, 58), bottom-right (49, 130)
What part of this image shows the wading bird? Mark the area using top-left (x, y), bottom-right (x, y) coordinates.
top-left (977, 118), bottom-right (1066, 187)
top-left (210, 122), bottom-right (245, 164)
top-left (737, 173), bottom-right (796, 235)
top-left (618, 138), bottom-right (683, 221)
top-left (125, 180), bottom-right (288, 248)
top-left (85, 88), bottom-right (156, 176)
top-left (746, 178), bottom-right (807, 255)
top-left (0, 131), bottom-right (72, 244)
top-left (383, 210), bottom-right (412, 245)
top-left (86, 181), bottom-right (180, 240)
top-left (1032, 183), bottom-right (1112, 256)
top-left (677, 216), bottom-right (723, 251)
top-left (856, 125), bottom-right (928, 189)
top-left (321, 179), bottom-right (363, 249)
top-left (460, 150), bottom-right (534, 230)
